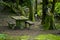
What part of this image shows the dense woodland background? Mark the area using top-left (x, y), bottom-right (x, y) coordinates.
top-left (0, 0), bottom-right (60, 30)
top-left (0, 0), bottom-right (60, 40)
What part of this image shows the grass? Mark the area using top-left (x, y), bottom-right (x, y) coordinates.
top-left (0, 34), bottom-right (60, 40)
top-left (0, 34), bottom-right (30, 40)
top-left (34, 34), bottom-right (60, 40)
top-left (0, 34), bottom-right (7, 40)
top-left (6, 35), bottom-right (30, 40)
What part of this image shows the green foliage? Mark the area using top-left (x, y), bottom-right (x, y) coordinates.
top-left (55, 23), bottom-right (60, 30)
top-left (0, 34), bottom-right (30, 40)
top-left (0, 1), bottom-right (25, 16)
top-left (37, 5), bottom-right (42, 16)
top-left (49, 0), bottom-right (53, 2)
top-left (34, 34), bottom-right (60, 40)
top-left (19, 0), bottom-right (29, 6)
top-left (0, 34), bottom-right (7, 40)
top-left (55, 2), bottom-right (60, 14)
top-left (0, 1), bottom-right (11, 7)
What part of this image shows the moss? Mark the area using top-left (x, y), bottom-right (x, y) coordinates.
top-left (34, 34), bottom-right (60, 40)
top-left (6, 35), bottom-right (30, 40)
top-left (0, 34), bottom-right (60, 40)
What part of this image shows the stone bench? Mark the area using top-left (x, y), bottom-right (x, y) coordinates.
top-left (25, 21), bottom-right (34, 29)
top-left (8, 21), bottom-right (16, 29)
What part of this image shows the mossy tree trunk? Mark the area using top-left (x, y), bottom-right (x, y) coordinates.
top-left (42, 0), bottom-right (50, 30)
top-left (28, 0), bottom-right (35, 21)
top-left (42, 0), bottom-right (48, 24)
top-left (49, 0), bottom-right (56, 30)
top-left (35, 0), bottom-right (37, 14)
top-left (42, 0), bottom-right (56, 30)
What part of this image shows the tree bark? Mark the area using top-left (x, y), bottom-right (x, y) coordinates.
top-left (29, 0), bottom-right (35, 21)
top-left (35, 0), bottom-right (37, 14)
top-left (49, 0), bottom-right (56, 30)
top-left (42, 0), bottom-right (49, 30)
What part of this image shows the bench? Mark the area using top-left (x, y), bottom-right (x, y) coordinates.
top-left (25, 21), bottom-right (34, 29)
top-left (8, 21), bottom-right (16, 29)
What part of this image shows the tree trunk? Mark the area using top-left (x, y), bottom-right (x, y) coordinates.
top-left (35, 0), bottom-right (37, 14)
top-left (29, 0), bottom-right (35, 21)
top-left (49, 0), bottom-right (56, 30)
top-left (42, 0), bottom-right (49, 30)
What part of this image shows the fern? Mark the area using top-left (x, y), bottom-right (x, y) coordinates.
top-left (0, 1), bottom-right (25, 16)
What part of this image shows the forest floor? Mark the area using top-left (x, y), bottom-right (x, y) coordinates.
top-left (0, 11), bottom-right (60, 36)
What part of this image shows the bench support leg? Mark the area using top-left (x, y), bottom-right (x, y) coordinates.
top-left (28, 24), bottom-right (31, 30)
top-left (16, 20), bottom-right (24, 30)
top-left (25, 22), bottom-right (27, 28)
top-left (16, 20), bottom-right (20, 29)
top-left (8, 24), bottom-right (15, 29)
